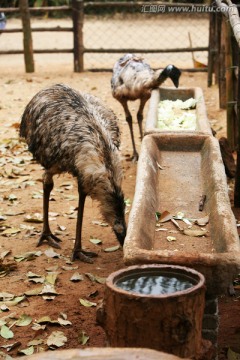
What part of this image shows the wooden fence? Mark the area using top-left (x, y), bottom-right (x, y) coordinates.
top-left (209, 0), bottom-right (240, 206)
top-left (0, 1), bottom-right (210, 73)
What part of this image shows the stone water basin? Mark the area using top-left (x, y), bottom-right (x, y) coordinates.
top-left (145, 87), bottom-right (212, 135)
top-left (124, 133), bottom-right (240, 295)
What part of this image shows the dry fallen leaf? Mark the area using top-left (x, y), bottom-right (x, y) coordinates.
top-left (195, 215), bottom-right (209, 226)
top-left (183, 228), bottom-right (208, 237)
top-left (47, 331), bottom-right (67, 348)
top-left (167, 236), bottom-right (177, 242)
top-left (159, 210), bottom-right (173, 223)
top-left (79, 299), bottom-right (96, 307)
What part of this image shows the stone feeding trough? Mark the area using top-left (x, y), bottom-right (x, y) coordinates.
top-left (123, 132), bottom-right (240, 295)
top-left (144, 87), bottom-right (212, 136)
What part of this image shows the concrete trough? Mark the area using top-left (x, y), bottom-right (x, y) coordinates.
top-left (124, 133), bottom-right (240, 295)
top-left (145, 87), bottom-right (212, 136)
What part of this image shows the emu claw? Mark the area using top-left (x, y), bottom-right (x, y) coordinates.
top-left (71, 250), bottom-right (98, 263)
top-left (37, 233), bottom-right (62, 249)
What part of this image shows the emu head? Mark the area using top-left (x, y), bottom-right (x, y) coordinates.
top-left (100, 186), bottom-right (127, 247)
top-left (164, 65), bottom-right (181, 88)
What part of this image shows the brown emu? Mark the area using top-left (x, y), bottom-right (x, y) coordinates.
top-left (20, 83), bottom-right (126, 263)
top-left (111, 53), bottom-right (181, 160)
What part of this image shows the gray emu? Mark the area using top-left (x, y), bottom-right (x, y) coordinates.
top-left (111, 54), bottom-right (181, 160)
top-left (20, 84), bottom-right (126, 263)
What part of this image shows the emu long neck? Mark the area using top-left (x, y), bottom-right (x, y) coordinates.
top-left (151, 69), bottom-right (168, 88)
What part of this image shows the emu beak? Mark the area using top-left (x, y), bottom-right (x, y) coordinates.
top-left (113, 221), bottom-right (127, 247)
top-left (170, 66), bottom-right (181, 88)
top-left (115, 230), bottom-right (126, 247)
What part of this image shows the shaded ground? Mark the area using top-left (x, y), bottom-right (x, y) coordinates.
top-left (0, 55), bottom-right (239, 360)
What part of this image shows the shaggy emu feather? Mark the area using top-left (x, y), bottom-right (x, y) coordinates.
top-left (111, 53), bottom-right (181, 160)
top-left (20, 83), bottom-right (126, 263)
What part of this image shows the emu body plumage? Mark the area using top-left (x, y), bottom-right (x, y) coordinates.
top-left (111, 53), bottom-right (181, 160)
top-left (20, 83), bottom-right (126, 263)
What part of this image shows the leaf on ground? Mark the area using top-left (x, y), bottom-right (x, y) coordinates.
top-left (104, 245), bottom-right (120, 252)
top-left (70, 272), bottom-right (84, 282)
top-left (24, 213), bottom-right (43, 223)
top-left (195, 215), bottom-right (209, 226)
top-left (91, 220), bottom-right (108, 227)
top-left (0, 350), bottom-right (14, 360)
top-left (15, 314), bottom-right (32, 327)
top-left (36, 316), bottom-right (58, 325)
top-left (27, 272), bottom-right (45, 284)
top-left (167, 236), bottom-right (177, 242)
top-left (14, 251), bottom-right (42, 262)
top-left (45, 272), bottom-right (58, 285)
top-left (85, 273), bottom-right (106, 284)
top-left (27, 339), bottom-right (44, 346)
top-left (124, 198), bottom-right (131, 207)
top-left (174, 211), bottom-right (185, 219)
top-left (0, 325), bottom-right (14, 339)
top-left (182, 218), bottom-right (192, 226)
top-left (57, 224), bottom-right (66, 231)
top-left (63, 194), bottom-right (78, 201)
top-left (79, 299), bottom-right (97, 307)
top-left (0, 319), bottom-right (6, 326)
top-left (31, 323), bottom-right (46, 331)
top-left (1, 227), bottom-right (21, 237)
top-left (0, 304), bottom-right (9, 312)
top-left (159, 210), bottom-right (173, 223)
top-left (8, 194), bottom-right (18, 202)
top-left (46, 265), bottom-right (59, 272)
top-left (0, 250), bottom-right (11, 259)
top-left (57, 316), bottom-right (72, 326)
top-left (78, 331), bottom-right (89, 345)
top-left (40, 284), bottom-right (58, 296)
top-left (89, 237), bottom-right (102, 245)
top-left (32, 191), bottom-right (43, 199)
top-left (18, 346), bottom-right (34, 356)
top-left (0, 293), bottom-right (14, 301)
top-left (24, 287), bottom-right (43, 297)
top-left (0, 341), bottom-right (21, 351)
top-left (0, 296), bottom-right (25, 307)
top-left (183, 228), bottom-right (208, 237)
top-left (47, 331), bottom-right (67, 348)
top-left (62, 265), bottom-right (78, 271)
top-left (44, 248), bottom-right (60, 258)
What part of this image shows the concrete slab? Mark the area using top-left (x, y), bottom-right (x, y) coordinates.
top-left (124, 133), bottom-right (240, 295)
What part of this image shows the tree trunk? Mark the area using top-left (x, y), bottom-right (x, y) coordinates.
top-left (99, 265), bottom-right (206, 359)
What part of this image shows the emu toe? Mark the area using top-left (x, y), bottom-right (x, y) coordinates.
top-left (71, 249), bottom-right (98, 263)
top-left (37, 233), bottom-right (62, 249)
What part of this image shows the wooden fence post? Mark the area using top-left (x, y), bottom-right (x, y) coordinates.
top-left (19, 0), bottom-right (34, 73)
top-left (72, 0), bottom-right (84, 72)
top-left (234, 49), bottom-right (240, 206)
top-left (219, 15), bottom-right (227, 109)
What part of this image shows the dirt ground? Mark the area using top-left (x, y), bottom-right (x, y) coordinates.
top-left (0, 31), bottom-right (239, 360)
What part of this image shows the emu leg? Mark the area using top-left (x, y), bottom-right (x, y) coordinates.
top-left (121, 100), bottom-right (138, 161)
top-left (71, 186), bottom-right (97, 263)
top-left (37, 173), bottom-right (62, 249)
top-left (137, 98), bottom-right (148, 140)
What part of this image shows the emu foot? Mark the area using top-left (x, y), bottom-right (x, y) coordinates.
top-left (37, 233), bottom-right (62, 249)
top-left (71, 249), bottom-right (98, 264)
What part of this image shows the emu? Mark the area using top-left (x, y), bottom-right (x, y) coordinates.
top-left (111, 53), bottom-right (181, 160)
top-left (20, 84), bottom-right (126, 263)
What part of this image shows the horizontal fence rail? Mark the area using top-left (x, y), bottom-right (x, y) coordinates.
top-left (0, 1), bottom-right (210, 72)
